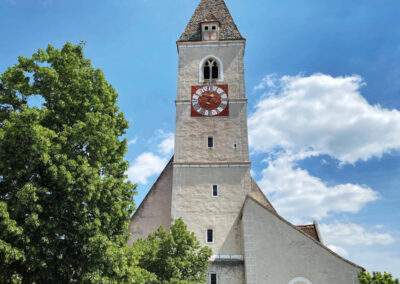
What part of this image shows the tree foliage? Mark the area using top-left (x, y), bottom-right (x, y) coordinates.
top-left (0, 42), bottom-right (155, 283)
top-left (359, 271), bottom-right (400, 284)
top-left (134, 218), bottom-right (212, 283)
top-left (0, 42), bottom-right (212, 283)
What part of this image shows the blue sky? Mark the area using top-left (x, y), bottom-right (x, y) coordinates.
top-left (1, 0), bottom-right (399, 277)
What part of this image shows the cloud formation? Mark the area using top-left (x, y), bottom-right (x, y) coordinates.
top-left (126, 152), bottom-right (167, 185)
top-left (249, 73), bottom-right (400, 222)
top-left (249, 74), bottom-right (400, 164)
top-left (157, 131), bottom-right (174, 156)
top-left (258, 151), bottom-right (378, 223)
top-left (320, 222), bottom-right (395, 246)
top-left (126, 130), bottom-right (174, 185)
top-left (128, 137), bottom-right (138, 145)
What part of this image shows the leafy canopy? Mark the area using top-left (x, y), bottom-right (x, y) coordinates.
top-left (359, 271), bottom-right (400, 284)
top-left (0, 42), bottom-right (212, 284)
top-left (134, 218), bottom-right (212, 284)
top-left (0, 42), bottom-right (155, 283)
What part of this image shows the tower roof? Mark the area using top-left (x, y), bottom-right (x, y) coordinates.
top-left (178, 0), bottom-right (244, 42)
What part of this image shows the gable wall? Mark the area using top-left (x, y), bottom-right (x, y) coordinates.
top-left (127, 161), bottom-right (173, 246)
top-left (242, 199), bottom-right (362, 284)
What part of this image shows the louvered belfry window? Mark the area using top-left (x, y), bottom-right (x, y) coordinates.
top-left (204, 58), bottom-right (219, 81)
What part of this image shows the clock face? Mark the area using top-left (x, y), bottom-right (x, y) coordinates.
top-left (191, 85), bottom-right (229, 117)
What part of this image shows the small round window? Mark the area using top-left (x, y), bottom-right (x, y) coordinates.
top-left (289, 277), bottom-right (312, 284)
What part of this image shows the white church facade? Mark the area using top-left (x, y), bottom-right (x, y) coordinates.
top-left (128, 0), bottom-right (364, 283)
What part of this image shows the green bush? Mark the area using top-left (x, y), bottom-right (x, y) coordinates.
top-left (359, 271), bottom-right (400, 284)
top-left (134, 218), bottom-right (212, 283)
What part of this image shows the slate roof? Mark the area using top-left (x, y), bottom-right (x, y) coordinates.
top-left (178, 0), bottom-right (244, 42)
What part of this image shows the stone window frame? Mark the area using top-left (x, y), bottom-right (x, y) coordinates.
top-left (288, 277), bottom-right (312, 284)
top-left (209, 272), bottom-right (218, 284)
top-left (199, 55), bottom-right (224, 83)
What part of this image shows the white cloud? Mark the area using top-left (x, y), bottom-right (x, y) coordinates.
top-left (147, 129), bottom-right (174, 156)
top-left (157, 132), bottom-right (174, 156)
top-left (128, 137), bottom-right (138, 145)
top-left (327, 244), bottom-right (349, 257)
top-left (321, 223), bottom-right (398, 274)
top-left (249, 73), bottom-right (400, 164)
top-left (126, 130), bottom-right (174, 185)
top-left (253, 74), bottom-right (278, 91)
top-left (258, 151), bottom-right (379, 223)
top-left (250, 73), bottom-right (400, 223)
top-left (320, 222), bottom-right (395, 246)
top-left (126, 152), bottom-right (167, 185)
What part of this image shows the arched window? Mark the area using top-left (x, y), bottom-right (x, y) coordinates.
top-left (199, 55), bottom-right (224, 83)
top-left (288, 277), bottom-right (312, 284)
top-left (203, 58), bottom-right (219, 81)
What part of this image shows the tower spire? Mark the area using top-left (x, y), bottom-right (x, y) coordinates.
top-left (178, 0), bottom-right (243, 42)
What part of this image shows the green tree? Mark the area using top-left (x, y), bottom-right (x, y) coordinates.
top-left (0, 42), bottom-right (155, 283)
top-left (134, 218), bottom-right (212, 284)
top-left (359, 271), bottom-right (400, 284)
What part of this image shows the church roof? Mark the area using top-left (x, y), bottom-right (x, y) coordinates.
top-left (178, 0), bottom-right (244, 42)
top-left (297, 223), bottom-right (322, 243)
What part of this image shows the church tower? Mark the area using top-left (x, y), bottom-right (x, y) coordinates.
top-left (173, 0), bottom-right (253, 282)
top-left (129, 1), bottom-right (364, 283)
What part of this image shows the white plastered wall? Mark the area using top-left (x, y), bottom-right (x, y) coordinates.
top-left (241, 198), bottom-right (363, 284)
top-left (171, 166), bottom-right (252, 255)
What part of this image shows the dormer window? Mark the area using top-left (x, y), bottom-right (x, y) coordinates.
top-left (202, 22), bottom-right (219, 41)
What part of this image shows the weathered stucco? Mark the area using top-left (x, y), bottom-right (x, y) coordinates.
top-left (174, 103), bottom-right (249, 163)
top-left (241, 198), bottom-right (363, 284)
top-left (209, 261), bottom-right (245, 284)
top-left (173, 36), bottom-right (250, 282)
top-left (127, 159), bottom-right (173, 246)
top-left (177, 42), bottom-right (246, 101)
top-left (171, 166), bottom-right (251, 255)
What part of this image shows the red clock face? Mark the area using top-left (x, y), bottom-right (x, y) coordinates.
top-left (198, 91), bottom-right (222, 110)
top-left (191, 85), bottom-right (229, 117)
